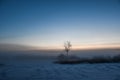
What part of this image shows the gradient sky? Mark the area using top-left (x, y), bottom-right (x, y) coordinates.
top-left (0, 0), bottom-right (120, 50)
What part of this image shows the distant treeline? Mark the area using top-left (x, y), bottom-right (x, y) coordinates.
top-left (78, 55), bottom-right (120, 64)
top-left (55, 54), bottom-right (120, 64)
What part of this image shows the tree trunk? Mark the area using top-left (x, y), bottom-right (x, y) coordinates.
top-left (66, 51), bottom-right (68, 61)
top-left (67, 51), bottom-right (68, 56)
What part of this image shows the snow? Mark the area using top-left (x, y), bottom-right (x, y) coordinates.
top-left (0, 60), bottom-right (120, 80)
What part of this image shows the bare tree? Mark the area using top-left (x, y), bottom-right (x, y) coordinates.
top-left (64, 41), bottom-right (72, 57)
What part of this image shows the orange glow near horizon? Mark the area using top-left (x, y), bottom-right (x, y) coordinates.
top-left (32, 43), bottom-right (120, 51)
top-left (0, 42), bottom-right (120, 51)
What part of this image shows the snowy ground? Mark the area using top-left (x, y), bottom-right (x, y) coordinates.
top-left (0, 60), bottom-right (120, 80)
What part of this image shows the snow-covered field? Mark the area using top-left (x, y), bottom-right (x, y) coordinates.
top-left (0, 60), bottom-right (120, 80)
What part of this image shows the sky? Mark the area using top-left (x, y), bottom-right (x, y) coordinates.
top-left (0, 0), bottom-right (120, 51)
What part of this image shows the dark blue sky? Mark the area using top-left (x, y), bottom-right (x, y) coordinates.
top-left (0, 0), bottom-right (120, 50)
